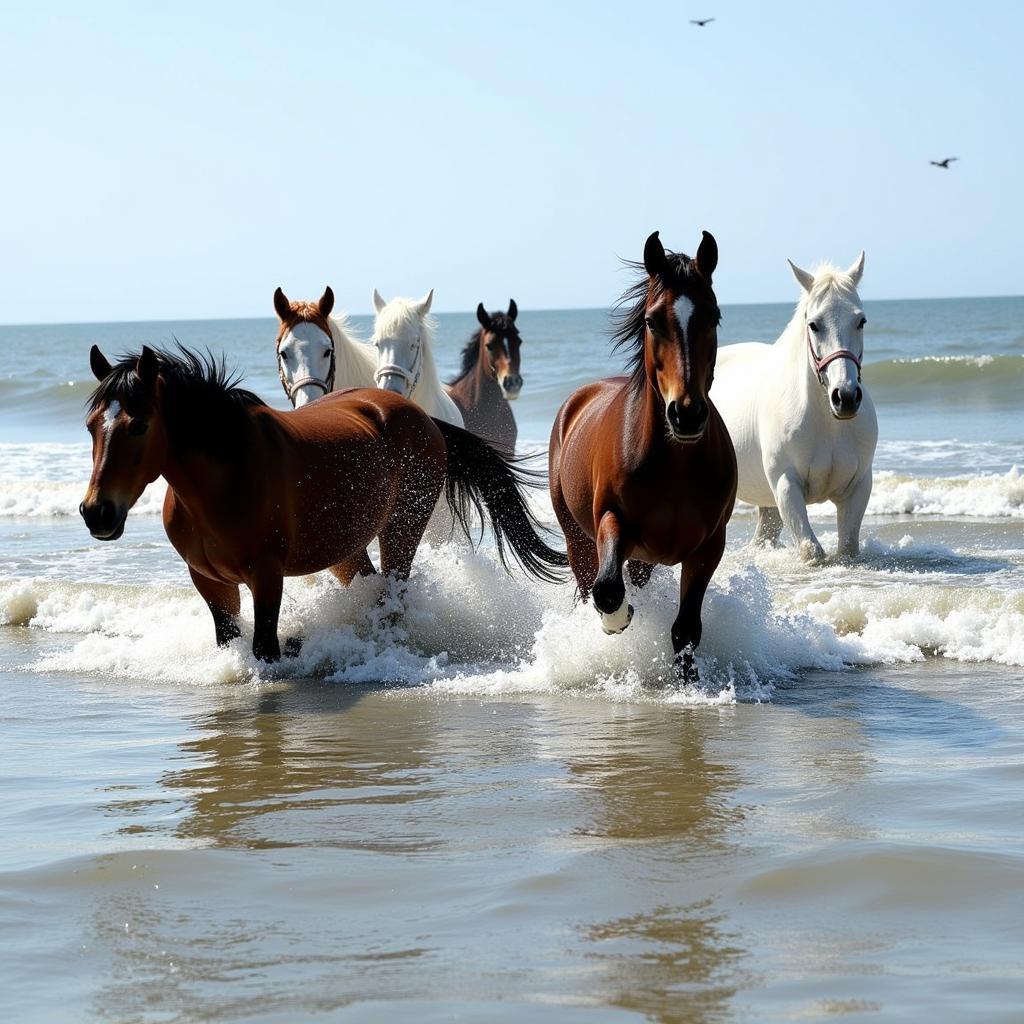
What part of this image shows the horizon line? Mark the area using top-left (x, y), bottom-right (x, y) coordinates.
top-left (1, 291), bottom-right (1021, 330)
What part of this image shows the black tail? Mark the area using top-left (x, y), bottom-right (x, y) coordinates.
top-left (433, 419), bottom-right (569, 584)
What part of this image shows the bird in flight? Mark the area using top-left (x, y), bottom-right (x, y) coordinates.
top-left (929, 157), bottom-right (958, 169)
top-left (690, 18), bottom-right (715, 27)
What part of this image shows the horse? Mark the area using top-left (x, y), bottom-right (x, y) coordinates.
top-left (80, 345), bottom-right (567, 662)
top-left (447, 300), bottom-right (523, 451)
top-left (370, 289), bottom-right (464, 427)
top-left (549, 230), bottom-right (737, 683)
top-left (712, 253), bottom-right (877, 562)
top-left (273, 285), bottom-right (377, 407)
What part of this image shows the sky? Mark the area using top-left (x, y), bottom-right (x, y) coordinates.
top-left (1, 1), bottom-right (1021, 323)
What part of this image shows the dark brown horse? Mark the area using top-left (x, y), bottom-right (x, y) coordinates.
top-left (81, 345), bottom-right (566, 662)
top-left (447, 300), bottom-right (522, 451)
top-left (548, 231), bottom-right (737, 682)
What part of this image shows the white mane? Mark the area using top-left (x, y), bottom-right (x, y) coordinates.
top-left (328, 313), bottom-right (377, 388)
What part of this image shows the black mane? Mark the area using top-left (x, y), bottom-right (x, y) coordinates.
top-left (610, 250), bottom-right (720, 392)
top-left (449, 313), bottom-right (519, 384)
top-left (88, 344), bottom-right (265, 453)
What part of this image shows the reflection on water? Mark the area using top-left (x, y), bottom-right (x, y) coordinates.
top-left (3, 664), bottom-right (1024, 1022)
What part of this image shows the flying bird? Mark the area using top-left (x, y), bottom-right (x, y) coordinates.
top-left (690, 18), bottom-right (715, 27)
top-left (929, 157), bottom-right (958, 169)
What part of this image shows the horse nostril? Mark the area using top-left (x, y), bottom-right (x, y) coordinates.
top-left (855, 386), bottom-right (863, 405)
top-left (831, 387), bottom-right (842, 407)
top-left (79, 502), bottom-right (87, 519)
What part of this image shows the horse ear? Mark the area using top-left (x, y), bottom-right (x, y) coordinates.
top-left (136, 346), bottom-right (158, 390)
top-left (90, 345), bottom-right (112, 381)
top-left (372, 288), bottom-right (387, 314)
top-left (318, 286), bottom-right (335, 318)
top-left (643, 231), bottom-right (666, 278)
top-left (695, 230), bottom-right (718, 284)
top-left (417, 289), bottom-right (434, 317)
top-left (508, 298), bottom-right (518, 322)
top-left (476, 303), bottom-right (492, 329)
top-left (846, 251), bottom-right (865, 286)
top-left (788, 259), bottom-right (816, 293)
top-left (273, 287), bottom-right (291, 321)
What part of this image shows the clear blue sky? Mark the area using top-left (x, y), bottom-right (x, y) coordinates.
top-left (1, 1), bottom-right (1020, 323)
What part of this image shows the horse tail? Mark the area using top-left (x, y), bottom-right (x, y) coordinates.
top-left (432, 418), bottom-right (569, 583)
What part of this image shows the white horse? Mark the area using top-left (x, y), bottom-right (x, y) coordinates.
top-left (370, 288), bottom-right (464, 427)
top-left (273, 286), bottom-right (377, 407)
top-left (712, 253), bottom-right (877, 562)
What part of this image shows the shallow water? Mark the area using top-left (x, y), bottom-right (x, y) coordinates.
top-left (1, 297), bottom-right (1023, 1020)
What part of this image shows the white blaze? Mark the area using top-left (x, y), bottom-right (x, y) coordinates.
top-left (103, 400), bottom-right (121, 433)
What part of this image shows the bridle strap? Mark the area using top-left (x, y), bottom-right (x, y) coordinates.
top-left (374, 333), bottom-right (423, 395)
top-left (807, 326), bottom-right (862, 386)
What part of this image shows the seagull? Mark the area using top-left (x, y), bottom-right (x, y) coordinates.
top-left (929, 157), bottom-right (958, 169)
top-left (690, 18), bottom-right (715, 27)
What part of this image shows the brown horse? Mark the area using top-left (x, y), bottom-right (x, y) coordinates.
top-left (447, 300), bottom-right (522, 451)
top-left (81, 345), bottom-right (566, 662)
top-left (548, 231), bottom-right (737, 682)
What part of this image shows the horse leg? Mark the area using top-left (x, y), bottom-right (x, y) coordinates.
top-left (550, 477), bottom-right (598, 601)
top-left (188, 566), bottom-right (241, 648)
top-left (752, 506), bottom-right (784, 547)
top-left (671, 525), bottom-right (727, 684)
top-left (626, 560), bottom-right (653, 589)
top-left (592, 511), bottom-right (632, 634)
top-left (249, 571), bottom-right (284, 663)
top-left (328, 549), bottom-right (377, 586)
top-left (836, 473), bottom-right (872, 560)
top-left (774, 471), bottom-right (825, 563)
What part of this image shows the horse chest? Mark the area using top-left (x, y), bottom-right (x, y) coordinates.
top-left (805, 439), bottom-right (861, 503)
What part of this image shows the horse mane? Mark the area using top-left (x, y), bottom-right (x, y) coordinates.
top-left (610, 251), bottom-right (720, 392)
top-left (328, 313), bottom-right (377, 386)
top-left (88, 344), bottom-right (265, 453)
top-left (448, 312), bottom-right (519, 385)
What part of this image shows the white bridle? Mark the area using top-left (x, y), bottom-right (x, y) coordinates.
top-left (374, 331), bottom-right (423, 396)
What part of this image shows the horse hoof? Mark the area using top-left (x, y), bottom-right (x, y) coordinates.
top-left (675, 647), bottom-right (699, 684)
top-left (600, 602), bottom-right (634, 635)
top-left (284, 636), bottom-right (304, 657)
top-left (800, 541), bottom-right (826, 564)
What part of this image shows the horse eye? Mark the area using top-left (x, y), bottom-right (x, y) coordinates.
top-left (128, 418), bottom-right (148, 437)
top-left (644, 316), bottom-right (656, 331)
top-left (323, 349), bottom-right (331, 359)
top-left (279, 351), bottom-right (288, 362)
top-left (858, 317), bottom-right (867, 329)
top-left (808, 321), bottom-right (819, 333)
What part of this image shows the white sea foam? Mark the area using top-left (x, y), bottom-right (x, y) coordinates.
top-left (4, 531), bottom-right (1021, 703)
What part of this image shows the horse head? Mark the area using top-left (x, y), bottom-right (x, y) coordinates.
top-left (641, 230), bottom-right (721, 443)
top-left (80, 345), bottom-right (167, 540)
top-left (274, 286), bottom-right (336, 407)
top-left (789, 253), bottom-right (867, 420)
top-left (371, 288), bottom-right (434, 398)
top-left (475, 299), bottom-right (523, 400)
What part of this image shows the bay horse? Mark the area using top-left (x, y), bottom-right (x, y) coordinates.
top-left (273, 285), bottom-right (377, 407)
top-left (447, 299), bottom-right (522, 452)
top-left (80, 345), bottom-right (566, 662)
top-left (713, 254), bottom-right (877, 561)
top-left (549, 230), bottom-right (736, 683)
top-left (371, 289), bottom-right (464, 427)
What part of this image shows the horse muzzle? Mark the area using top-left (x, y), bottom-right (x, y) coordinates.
top-left (79, 499), bottom-right (127, 541)
top-left (666, 398), bottom-right (708, 444)
top-left (829, 383), bottom-right (863, 420)
top-left (500, 373), bottom-right (522, 400)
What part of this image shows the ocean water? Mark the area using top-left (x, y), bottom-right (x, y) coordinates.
top-left (1, 295), bottom-right (1023, 1021)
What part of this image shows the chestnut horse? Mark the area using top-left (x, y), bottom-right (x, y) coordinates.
top-left (81, 346), bottom-right (566, 662)
top-left (447, 300), bottom-right (523, 451)
top-left (549, 231), bottom-right (736, 682)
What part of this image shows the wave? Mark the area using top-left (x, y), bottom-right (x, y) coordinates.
top-left (3, 535), bottom-right (1022, 703)
top-left (865, 354), bottom-right (1024, 404)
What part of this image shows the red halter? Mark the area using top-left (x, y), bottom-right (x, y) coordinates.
top-left (807, 326), bottom-right (862, 385)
